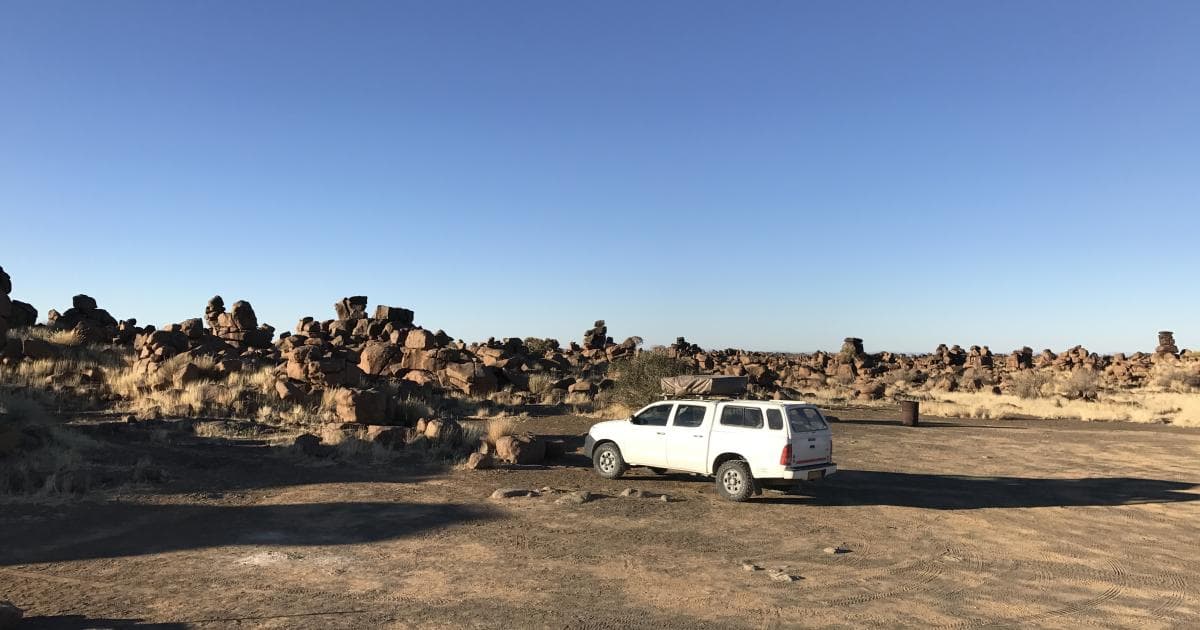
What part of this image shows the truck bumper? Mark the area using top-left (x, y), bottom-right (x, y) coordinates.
top-left (582, 434), bottom-right (597, 459)
top-left (779, 463), bottom-right (837, 481)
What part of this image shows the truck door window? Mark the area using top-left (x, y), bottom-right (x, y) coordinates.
top-left (673, 405), bottom-right (706, 428)
top-left (720, 406), bottom-right (764, 429)
top-left (766, 409), bottom-right (783, 430)
top-left (635, 404), bottom-right (672, 426)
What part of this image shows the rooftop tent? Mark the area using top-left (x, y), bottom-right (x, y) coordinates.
top-left (660, 375), bottom-right (749, 396)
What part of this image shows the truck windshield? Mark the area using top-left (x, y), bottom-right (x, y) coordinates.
top-left (786, 407), bottom-right (827, 432)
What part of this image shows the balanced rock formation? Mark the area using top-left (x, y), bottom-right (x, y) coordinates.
top-left (1156, 331), bottom-right (1179, 356)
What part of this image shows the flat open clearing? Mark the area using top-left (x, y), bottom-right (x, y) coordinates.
top-left (2, 412), bottom-right (1199, 629)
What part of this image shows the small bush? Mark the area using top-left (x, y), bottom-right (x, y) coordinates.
top-left (1009, 371), bottom-right (1052, 399)
top-left (1153, 367), bottom-right (1200, 392)
top-left (607, 352), bottom-right (694, 408)
top-left (1061, 369), bottom-right (1100, 400)
top-left (523, 337), bottom-right (559, 356)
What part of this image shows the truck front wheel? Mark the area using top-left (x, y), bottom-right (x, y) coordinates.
top-left (593, 443), bottom-right (627, 479)
top-left (715, 460), bottom-right (755, 502)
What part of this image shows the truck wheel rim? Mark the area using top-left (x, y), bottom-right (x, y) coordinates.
top-left (598, 451), bottom-right (615, 472)
top-left (722, 469), bottom-right (743, 493)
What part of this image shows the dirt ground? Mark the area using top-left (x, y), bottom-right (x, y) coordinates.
top-left (2, 409), bottom-right (1198, 629)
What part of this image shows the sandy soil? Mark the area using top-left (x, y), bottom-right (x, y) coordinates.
top-left (2, 410), bottom-right (1198, 629)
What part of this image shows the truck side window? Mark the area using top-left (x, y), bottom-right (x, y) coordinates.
top-left (720, 406), bottom-right (764, 429)
top-left (673, 405), bottom-right (706, 428)
top-left (635, 404), bottom-right (672, 426)
top-left (766, 408), bottom-right (783, 430)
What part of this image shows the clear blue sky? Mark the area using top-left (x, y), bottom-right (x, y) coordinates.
top-left (2, 2), bottom-right (1197, 353)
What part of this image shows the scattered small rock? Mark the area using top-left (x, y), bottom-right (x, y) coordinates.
top-left (768, 570), bottom-right (801, 582)
top-left (490, 487), bottom-right (538, 499)
top-left (554, 490), bottom-right (595, 505)
top-left (823, 544), bottom-right (852, 555)
top-left (466, 452), bottom-right (493, 470)
top-left (741, 562), bottom-right (762, 572)
top-left (619, 488), bottom-right (643, 498)
top-left (0, 601), bottom-right (23, 630)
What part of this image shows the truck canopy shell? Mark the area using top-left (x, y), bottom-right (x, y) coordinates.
top-left (660, 375), bottom-right (749, 396)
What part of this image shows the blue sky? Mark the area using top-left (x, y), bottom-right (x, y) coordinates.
top-left (1, 2), bottom-right (1197, 353)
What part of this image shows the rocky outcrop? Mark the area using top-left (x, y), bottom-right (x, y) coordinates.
top-left (47, 294), bottom-right (120, 343)
top-left (0, 266), bottom-right (10, 342)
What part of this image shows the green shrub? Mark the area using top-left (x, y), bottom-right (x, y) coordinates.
top-left (523, 337), bottom-right (559, 356)
top-left (607, 352), bottom-right (695, 408)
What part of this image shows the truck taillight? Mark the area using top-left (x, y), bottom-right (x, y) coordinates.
top-left (780, 444), bottom-right (792, 466)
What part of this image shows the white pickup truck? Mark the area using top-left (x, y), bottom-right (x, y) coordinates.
top-left (583, 399), bottom-right (837, 501)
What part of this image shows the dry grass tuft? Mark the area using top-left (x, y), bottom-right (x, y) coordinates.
top-left (395, 396), bottom-right (433, 425)
top-left (526, 374), bottom-right (554, 396)
top-left (582, 401), bottom-right (634, 420)
top-left (484, 416), bottom-right (519, 446)
top-left (1059, 369), bottom-right (1100, 400)
top-left (1, 390), bottom-right (100, 496)
top-left (1009, 371), bottom-right (1052, 399)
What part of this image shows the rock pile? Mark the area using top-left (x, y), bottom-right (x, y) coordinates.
top-left (206, 296), bottom-right (273, 349)
top-left (583, 320), bottom-right (609, 350)
top-left (47, 294), bottom-right (119, 344)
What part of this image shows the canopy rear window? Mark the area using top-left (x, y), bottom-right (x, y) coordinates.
top-left (786, 407), bottom-right (828, 432)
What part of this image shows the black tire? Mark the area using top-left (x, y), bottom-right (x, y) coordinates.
top-left (648, 467), bottom-right (668, 475)
top-left (593, 443), bottom-right (627, 479)
top-left (715, 460), bottom-right (755, 502)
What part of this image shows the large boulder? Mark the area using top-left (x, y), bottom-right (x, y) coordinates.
top-left (374, 305), bottom-right (415, 326)
top-left (443, 362), bottom-right (498, 396)
top-left (332, 388), bottom-right (390, 424)
top-left (358, 341), bottom-right (401, 376)
top-left (405, 329), bottom-right (436, 350)
top-left (8, 300), bottom-right (36, 327)
top-left (334, 296), bottom-right (369, 321)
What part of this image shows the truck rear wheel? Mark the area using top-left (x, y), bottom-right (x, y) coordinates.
top-left (715, 460), bottom-right (754, 502)
top-left (593, 443), bottom-right (627, 479)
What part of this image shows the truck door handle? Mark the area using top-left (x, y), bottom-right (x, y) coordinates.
top-left (656, 432), bottom-right (666, 436)
top-left (693, 435), bottom-right (704, 438)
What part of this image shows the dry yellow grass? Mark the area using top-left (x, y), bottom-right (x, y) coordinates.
top-left (526, 374), bottom-right (554, 396)
top-left (582, 402), bottom-right (634, 420)
top-left (918, 390), bottom-right (1200, 426)
top-left (484, 416), bottom-right (519, 445)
